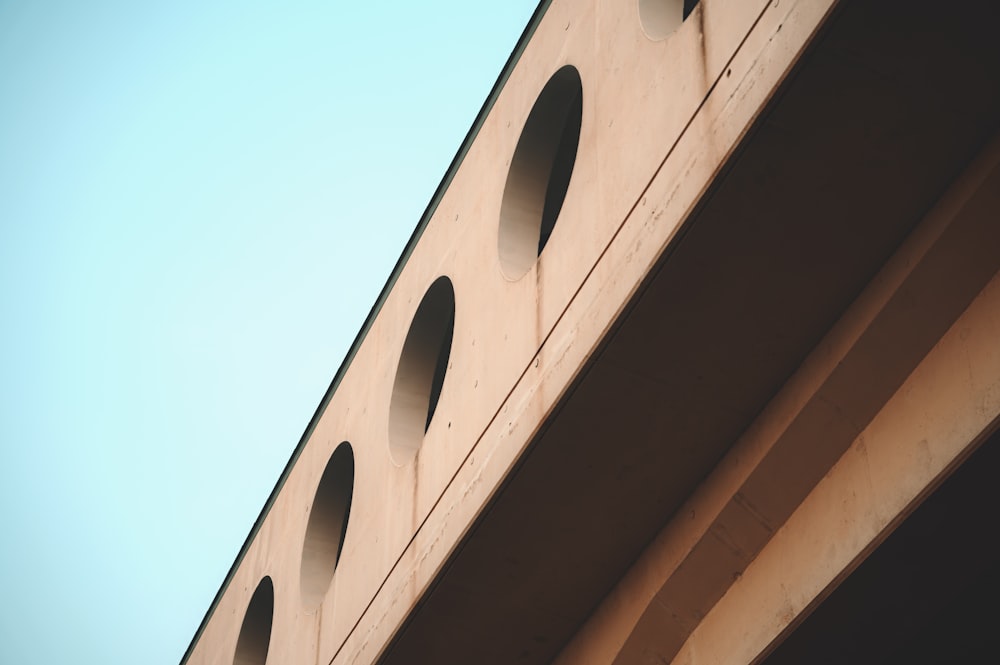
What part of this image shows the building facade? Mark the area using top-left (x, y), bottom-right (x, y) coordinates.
top-left (184, 1), bottom-right (1000, 663)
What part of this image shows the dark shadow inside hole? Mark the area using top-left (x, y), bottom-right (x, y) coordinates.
top-left (683, 0), bottom-right (700, 20)
top-left (426, 307), bottom-right (454, 431)
top-left (235, 577), bottom-right (273, 665)
top-left (336, 465), bottom-right (353, 561)
top-left (539, 85), bottom-right (583, 257)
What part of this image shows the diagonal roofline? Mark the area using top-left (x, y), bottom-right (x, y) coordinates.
top-left (178, 2), bottom-right (553, 663)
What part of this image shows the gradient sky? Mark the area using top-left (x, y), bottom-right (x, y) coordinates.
top-left (0, 1), bottom-right (539, 662)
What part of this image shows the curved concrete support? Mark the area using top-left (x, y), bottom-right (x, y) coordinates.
top-left (557, 134), bottom-right (1000, 665)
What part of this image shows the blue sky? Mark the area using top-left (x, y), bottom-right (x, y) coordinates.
top-left (0, 1), bottom-right (538, 662)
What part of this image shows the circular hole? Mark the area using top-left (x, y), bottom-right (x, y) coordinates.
top-left (389, 276), bottom-right (455, 464)
top-left (300, 442), bottom-right (354, 608)
top-left (498, 65), bottom-right (583, 279)
top-left (234, 577), bottom-right (273, 665)
top-left (638, 0), bottom-right (700, 41)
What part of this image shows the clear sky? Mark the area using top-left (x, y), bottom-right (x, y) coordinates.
top-left (0, 1), bottom-right (538, 662)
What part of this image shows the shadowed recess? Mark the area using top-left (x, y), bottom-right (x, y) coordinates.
top-left (389, 277), bottom-right (455, 464)
top-left (233, 577), bottom-right (273, 665)
top-left (300, 442), bottom-right (354, 608)
top-left (499, 65), bottom-right (582, 279)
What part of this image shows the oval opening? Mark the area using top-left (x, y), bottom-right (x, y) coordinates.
top-left (498, 65), bottom-right (583, 279)
top-left (638, 0), bottom-right (700, 41)
top-left (300, 442), bottom-right (354, 608)
top-left (234, 577), bottom-right (273, 665)
top-left (389, 276), bottom-right (455, 464)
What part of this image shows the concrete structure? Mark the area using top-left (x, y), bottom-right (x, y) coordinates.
top-left (183, 1), bottom-right (1000, 663)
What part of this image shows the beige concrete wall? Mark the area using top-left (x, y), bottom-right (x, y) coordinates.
top-left (184, 2), bottom-right (791, 663)
top-left (183, 0), bottom-right (1000, 664)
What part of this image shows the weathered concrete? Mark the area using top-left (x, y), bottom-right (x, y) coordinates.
top-left (182, 1), bottom-right (1000, 664)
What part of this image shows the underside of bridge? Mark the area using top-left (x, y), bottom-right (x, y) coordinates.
top-left (381, 1), bottom-right (1000, 663)
top-left (183, 2), bottom-right (1000, 665)
top-left (762, 429), bottom-right (1000, 665)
